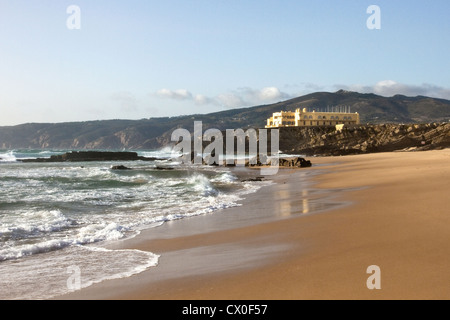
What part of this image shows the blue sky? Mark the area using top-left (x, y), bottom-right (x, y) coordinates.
top-left (0, 0), bottom-right (449, 125)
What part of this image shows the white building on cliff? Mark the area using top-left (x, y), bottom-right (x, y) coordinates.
top-left (265, 107), bottom-right (360, 128)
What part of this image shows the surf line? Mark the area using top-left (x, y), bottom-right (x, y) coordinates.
top-left (171, 120), bottom-right (280, 175)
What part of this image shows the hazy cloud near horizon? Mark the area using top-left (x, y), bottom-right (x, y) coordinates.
top-left (155, 86), bottom-right (296, 109)
top-left (111, 91), bottom-right (139, 113)
top-left (155, 81), bottom-right (450, 110)
top-left (336, 81), bottom-right (450, 100)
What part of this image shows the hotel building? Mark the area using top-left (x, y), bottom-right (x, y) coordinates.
top-left (265, 107), bottom-right (360, 128)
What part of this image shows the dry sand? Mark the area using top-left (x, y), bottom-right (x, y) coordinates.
top-left (58, 149), bottom-right (450, 300)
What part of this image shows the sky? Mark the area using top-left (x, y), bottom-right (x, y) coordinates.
top-left (0, 0), bottom-right (449, 126)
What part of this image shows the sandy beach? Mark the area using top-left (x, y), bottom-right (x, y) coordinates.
top-left (58, 149), bottom-right (450, 300)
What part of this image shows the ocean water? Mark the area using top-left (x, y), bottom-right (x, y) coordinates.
top-left (0, 149), bottom-right (268, 299)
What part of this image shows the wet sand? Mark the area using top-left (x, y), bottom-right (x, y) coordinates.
top-left (58, 149), bottom-right (450, 300)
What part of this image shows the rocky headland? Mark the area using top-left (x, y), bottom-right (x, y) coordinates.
top-left (277, 122), bottom-right (450, 156)
top-left (12, 123), bottom-right (450, 165)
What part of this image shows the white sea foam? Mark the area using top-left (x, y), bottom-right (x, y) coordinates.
top-left (211, 171), bottom-right (238, 184)
top-left (77, 246), bottom-right (160, 285)
top-left (0, 209), bottom-right (71, 235)
top-left (0, 245), bottom-right (159, 300)
top-left (188, 174), bottom-right (219, 197)
top-left (0, 156), bottom-right (270, 299)
top-left (0, 151), bottom-right (17, 162)
top-left (139, 146), bottom-right (181, 159)
top-left (0, 219), bottom-right (134, 262)
top-left (0, 239), bottom-right (72, 261)
top-left (76, 222), bottom-right (130, 243)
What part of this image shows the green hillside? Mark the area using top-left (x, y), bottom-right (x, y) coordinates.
top-left (1, 90), bottom-right (449, 150)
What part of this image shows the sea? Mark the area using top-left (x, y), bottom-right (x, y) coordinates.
top-left (0, 148), bottom-right (272, 300)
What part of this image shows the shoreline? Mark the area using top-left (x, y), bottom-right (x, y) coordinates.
top-left (57, 164), bottom-right (342, 300)
top-left (57, 149), bottom-right (450, 300)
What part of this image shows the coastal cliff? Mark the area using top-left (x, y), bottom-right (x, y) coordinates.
top-left (276, 122), bottom-right (450, 156)
top-left (3, 123), bottom-right (449, 158)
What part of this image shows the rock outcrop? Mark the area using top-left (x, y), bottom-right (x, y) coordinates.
top-left (276, 157), bottom-right (312, 167)
top-left (277, 123), bottom-right (450, 156)
top-left (188, 151), bottom-right (312, 168)
top-left (10, 123), bottom-right (450, 161)
top-left (19, 151), bottom-right (160, 162)
top-left (110, 165), bottom-right (131, 170)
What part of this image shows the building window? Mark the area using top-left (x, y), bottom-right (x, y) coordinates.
top-left (331, 116), bottom-right (334, 120)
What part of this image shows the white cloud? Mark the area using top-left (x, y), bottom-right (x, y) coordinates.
top-left (336, 81), bottom-right (450, 99)
top-left (216, 92), bottom-right (245, 109)
top-left (156, 88), bottom-right (193, 100)
top-left (233, 86), bottom-right (292, 106)
top-left (373, 80), bottom-right (428, 97)
top-left (154, 86), bottom-right (295, 109)
top-left (255, 86), bottom-right (290, 102)
top-left (194, 94), bottom-right (217, 106)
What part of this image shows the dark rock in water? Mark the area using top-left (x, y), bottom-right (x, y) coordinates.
top-left (111, 165), bottom-right (131, 170)
top-left (19, 151), bottom-right (161, 163)
top-left (155, 165), bottom-right (174, 170)
top-left (241, 176), bottom-right (264, 182)
top-left (298, 158), bottom-right (312, 167)
top-left (186, 152), bottom-right (313, 169)
top-left (277, 157), bottom-right (312, 168)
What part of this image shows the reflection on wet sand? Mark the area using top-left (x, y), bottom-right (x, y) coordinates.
top-left (269, 176), bottom-right (350, 219)
top-left (303, 189), bottom-right (310, 214)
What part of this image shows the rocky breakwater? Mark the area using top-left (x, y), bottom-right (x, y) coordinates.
top-left (194, 152), bottom-right (312, 168)
top-left (278, 122), bottom-right (450, 156)
top-left (19, 151), bottom-right (160, 162)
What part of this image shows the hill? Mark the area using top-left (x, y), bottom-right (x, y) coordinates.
top-left (1, 90), bottom-right (449, 150)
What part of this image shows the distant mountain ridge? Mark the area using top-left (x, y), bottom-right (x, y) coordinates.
top-left (1, 90), bottom-right (449, 150)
